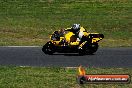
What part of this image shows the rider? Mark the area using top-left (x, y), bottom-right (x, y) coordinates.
top-left (67, 24), bottom-right (86, 41)
top-left (58, 28), bottom-right (66, 37)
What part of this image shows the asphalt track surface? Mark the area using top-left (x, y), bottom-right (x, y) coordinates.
top-left (0, 47), bottom-right (132, 67)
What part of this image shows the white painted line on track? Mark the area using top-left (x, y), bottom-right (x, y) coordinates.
top-left (65, 67), bottom-right (78, 68)
top-left (19, 66), bottom-right (79, 68)
top-left (19, 66), bottom-right (30, 67)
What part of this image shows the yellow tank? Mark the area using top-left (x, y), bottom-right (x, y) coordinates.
top-left (64, 32), bottom-right (74, 43)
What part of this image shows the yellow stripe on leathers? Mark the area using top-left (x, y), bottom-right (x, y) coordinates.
top-left (80, 27), bottom-right (90, 36)
top-left (80, 27), bottom-right (85, 31)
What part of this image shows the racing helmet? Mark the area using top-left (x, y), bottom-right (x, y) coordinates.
top-left (72, 24), bottom-right (80, 31)
top-left (72, 24), bottom-right (80, 34)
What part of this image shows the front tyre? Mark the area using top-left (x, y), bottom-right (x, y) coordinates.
top-left (42, 42), bottom-right (55, 55)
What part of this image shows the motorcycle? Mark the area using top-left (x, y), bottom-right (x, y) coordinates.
top-left (42, 27), bottom-right (104, 55)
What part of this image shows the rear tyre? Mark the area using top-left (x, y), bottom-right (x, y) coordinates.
top-left (79, 42), bottom-right (98, 55)
top-left (78, 49), bottom-right (85, 56)
top-left (85, 43), bottom-right (98, 55)
top-left (42, 42), bottom-right (55, 55)
top-left (91, 43), bottom-right (98, 54)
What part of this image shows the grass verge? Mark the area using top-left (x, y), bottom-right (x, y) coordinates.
top-left (0, 66), bottom-right (131, 88)
top-left (0, 0), bottom-right (132, 47)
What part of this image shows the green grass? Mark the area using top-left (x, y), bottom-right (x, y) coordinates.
top-left (0, 66), bottom-right (131, 88)
top-left (0, 0), bottom-right (132, 46)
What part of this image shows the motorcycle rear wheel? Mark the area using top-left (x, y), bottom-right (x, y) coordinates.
top-left (79, 43), bottom-right (98, 55)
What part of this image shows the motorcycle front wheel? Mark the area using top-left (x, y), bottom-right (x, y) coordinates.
top-left (42, 42), bottom-right (55, 55)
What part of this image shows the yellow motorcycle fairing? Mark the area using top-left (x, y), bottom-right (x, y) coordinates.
top-left (64, 32), bottom-right (79, 46)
